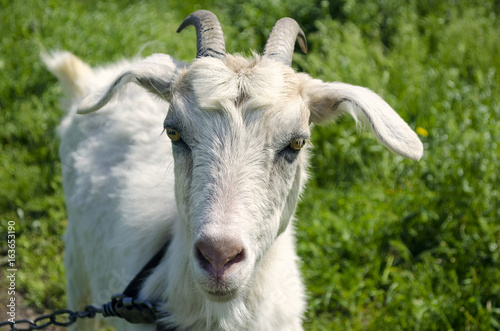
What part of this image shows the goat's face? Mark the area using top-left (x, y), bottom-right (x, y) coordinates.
top-left (76, 9), bottom-right (422, 306)
top-left (166, 56), bottom-right (309, 301)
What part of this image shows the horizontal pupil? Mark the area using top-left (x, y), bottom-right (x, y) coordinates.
top-left (166, 128), bottom-right (181, 142)
top-left (291, 138), bottom-right (305, 150)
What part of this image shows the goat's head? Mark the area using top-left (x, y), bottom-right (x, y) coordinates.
top-left (77, 10), bottom-right (423, 303)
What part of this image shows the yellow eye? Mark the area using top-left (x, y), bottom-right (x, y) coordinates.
top-left (290, 138), bottom-right (307, 151)
top-left (166, 128), bottom-right (181, 142)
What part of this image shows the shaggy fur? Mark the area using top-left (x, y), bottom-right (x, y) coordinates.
top-left (44, 40), bottom-right (422, 330)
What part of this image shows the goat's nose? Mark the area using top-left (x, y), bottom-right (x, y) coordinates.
top-left (195, 237), bottom-right (245, 278)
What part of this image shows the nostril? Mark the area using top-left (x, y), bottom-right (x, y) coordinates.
top-left (226, 249), bottom-right (244, 267)
top-left (196, 246), bottom-right (211, 269)
top-left (195, 238), bottom-right (245, 277)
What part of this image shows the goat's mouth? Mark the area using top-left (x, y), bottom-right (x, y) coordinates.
top-left (205, 288), bottom-right (239, 302)
top-left (197, 273), bottom-right (243, 302)
top-left (194, 265), bottom-right (248, 303)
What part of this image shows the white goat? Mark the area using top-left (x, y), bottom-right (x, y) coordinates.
top-left (44, 10), bottom-right (422, 331)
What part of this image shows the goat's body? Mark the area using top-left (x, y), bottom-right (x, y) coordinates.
top-left (52, 53), bottom-right (305, 330)
top-left (57, 56), bottom-right (174, 330)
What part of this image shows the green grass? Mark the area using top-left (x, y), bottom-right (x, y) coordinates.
top-left (1, 0), bottom-right (499, 329)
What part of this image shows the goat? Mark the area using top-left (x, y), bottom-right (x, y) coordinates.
top-left (44, 10), bottom-right (423, 331)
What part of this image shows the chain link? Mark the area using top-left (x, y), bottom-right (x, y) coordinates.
top-left (0, 305), bottom-right (102, 330)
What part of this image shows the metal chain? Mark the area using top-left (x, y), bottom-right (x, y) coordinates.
top-left (0, 305), bottom-right (102, 330)
top-left (1, 238), bottom-right (172, 330)
top-left (0, 295), bottom-right (160, 331)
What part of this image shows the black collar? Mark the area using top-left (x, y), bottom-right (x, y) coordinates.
top-left (123, 240), bottom-right (171, 298)
top-left (101, 239), bottom-right (176, 330)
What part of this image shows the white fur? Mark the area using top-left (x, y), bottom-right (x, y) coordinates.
top-left (44, 43), bottom-right (421, 330)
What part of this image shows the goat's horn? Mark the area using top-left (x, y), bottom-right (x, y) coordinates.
top-left (177, 10), bottom-right (226, 60)
top-left (263, 18), bottom-right (308, 66)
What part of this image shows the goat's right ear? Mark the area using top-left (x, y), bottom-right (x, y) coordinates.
top-left (78, 54), bottom-right (185, 114)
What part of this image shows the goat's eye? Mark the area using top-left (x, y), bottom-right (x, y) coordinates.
top-left (289, 138), bottom-right (306, 151)
top-left (166, 128), bottom-right (181, 142)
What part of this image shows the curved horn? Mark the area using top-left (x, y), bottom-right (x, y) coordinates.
top-left (263, 18), bottom-right (308, 66)
top-left (177, 10), bottom-right (226, 60)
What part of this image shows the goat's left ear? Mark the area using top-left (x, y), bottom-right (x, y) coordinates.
top-left (78, 54), bottom-right (185, 114)
top-left (300, 75), bottom-right (423, 160)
